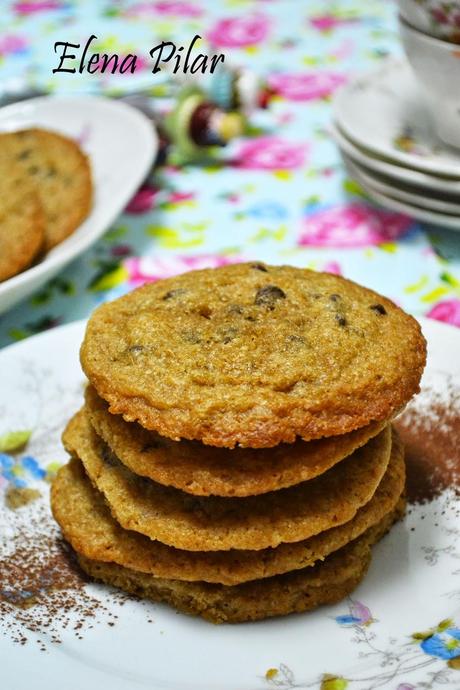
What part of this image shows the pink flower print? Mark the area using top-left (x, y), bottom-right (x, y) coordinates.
top-left (323, 261), bottom-right (342, 275)
top-left (336, 599), bottom-right (374, 626)
top-left (426, 299), bottom-right (460, 328)
top-left (349, 600), bottom-right (374, 626)
top-left (235, 136), bottom-right (307, 171)
top-left (168, 191), bottom-right (195, 204)
top-left (276, 112), bottom-right (295, 125)
top-left (125, 184), bottom-right (158, 214)
top-left (267, 72), bottom-right (346, 101)
top-left (207, 14), bottom-right (270, 48)
top-left (0, 35), bottom-right (29, 56)
top-left (153, 1), bottom-right (203, 16)
top-left (309, 15), bottom-right (357, 31)
top-left (332, 38), bottom-right (355, 61)
top-left (299, 203), bottom-right (413, 248)
top-left (126, 1), bottom-right (202, 17)
top-left (124, 255), bottom-right (242, 287)
top-left (13, 1), bottom-right (62, 14)
top-left (91, 54), bottom-right (147, 75)
top-left (131, 55), bottom-right (148, 72)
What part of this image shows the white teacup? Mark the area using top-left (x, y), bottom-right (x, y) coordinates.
top-left (398, 0), bottom-right (460, 43)
top-left (400, 16), bottom-right (460, 148)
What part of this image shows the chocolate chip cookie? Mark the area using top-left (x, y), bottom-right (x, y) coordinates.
top-left (0, 165), bottom-right (45, 281)
top-left (85, 385), bottom-right (386, 496)
top-left (77, 508), bottom-right (400, 624)
top-left (51, 430), bottom-right (404, 585)
top-left (62, 409), bottom-right (392, 551)
top-left (0, 128), bottom-right (92, 250)
top-left (80, 263), bottom-right (426, 448)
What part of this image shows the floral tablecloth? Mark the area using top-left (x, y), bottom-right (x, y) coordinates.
top-left (1, 0), bottom-right (460, 348)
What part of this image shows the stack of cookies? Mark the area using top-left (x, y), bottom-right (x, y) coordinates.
top-left (0, 128), bottom-right (92, 282)
top-left (51, 263), bottom-right (426, 623)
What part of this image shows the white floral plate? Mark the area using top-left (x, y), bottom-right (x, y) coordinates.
top-left (0, 96), bottom-right (157, 315)
top-left (334, 58), bottom-right (460, 178)
top-left (1, 317), bottom-right (460, 690)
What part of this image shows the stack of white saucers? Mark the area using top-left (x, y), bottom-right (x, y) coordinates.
top-left (332, 58), bottom-right (460, 229)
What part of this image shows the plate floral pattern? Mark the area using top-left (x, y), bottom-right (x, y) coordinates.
top-left (1, 318), bottom-right (460, 690)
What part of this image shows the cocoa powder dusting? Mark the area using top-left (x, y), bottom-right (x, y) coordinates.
top-left (0, 497), bottom-right (129, 649)
top-left (1, 372), bottom-right (459, 649)
top-left (5, 486), bottom-right (41, 510)
top-left (395, 374), bottom-right (460, 505)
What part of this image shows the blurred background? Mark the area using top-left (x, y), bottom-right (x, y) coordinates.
top-left (1, 0), bottom-right (459, 347)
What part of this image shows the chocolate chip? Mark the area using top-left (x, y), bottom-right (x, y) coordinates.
top-left (101, 446), bottom-right (117, 467)
top-left (128, 345), bottom-right (144, 354)
top-left (251, 263), bottom-right (268, 272)
top-left (329, 293), bottom-right (341, 302)
top-left (255, 285), bottom-right (286, 309)
top-left (162, 288), bottom-right (187, 300)
top-left (18, 149), bottom-right (31, 160)
top-left (335, 314), bottom-right (347, 327)
top-left (196, 305), bottom-right (212, 319)
top-left (370, 304), bottom-right (387, 315)
top-left (141, 439), bottom-right (164, 452)
top-left (245, 315), bottom-right (256, 322)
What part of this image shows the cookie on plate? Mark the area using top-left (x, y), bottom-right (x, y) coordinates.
top-left (80, 263), bottom-right (426, 448)
top-left (85, 385), bottom-right (387, 497)
top-left (0, 167), bottom-right (45, 282)
top-left (0, 128), bottom-right (92, 250)
top-left (76, 506), bottom-right (401, 624)
top-left (62, 409), bottom-right (392, 551)
top-left (51, 431), bottom-right (405, 585)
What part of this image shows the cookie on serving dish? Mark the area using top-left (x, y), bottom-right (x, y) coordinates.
top-left (0, 168), bottom-right (45, 282)
top-left (0, 128), bottom-right (92, 251)
top-left (51, 431), bottom-right (404, 585)
top-left (76, 504), bottom-right (402, 624)
top-left (85, 385), bottom-right (387, 497)
top-left (62, 409), bottom-right (392, 552)
top-left (79, 263), bottom-right (426, 448)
